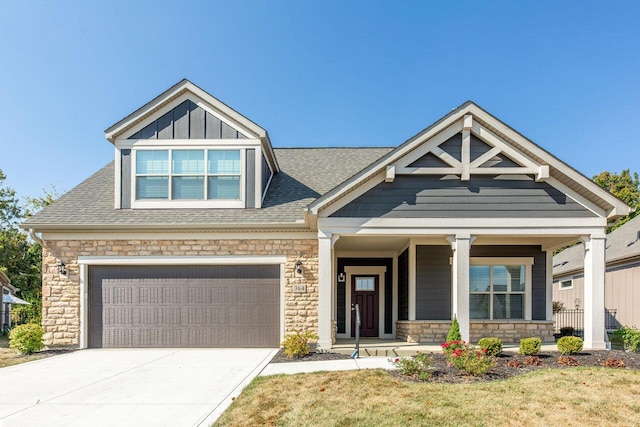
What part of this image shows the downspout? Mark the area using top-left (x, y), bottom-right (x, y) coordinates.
top-left (28, 228), bottom-right (44, 246)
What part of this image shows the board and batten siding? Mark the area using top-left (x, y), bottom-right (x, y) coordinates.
top-left (554, 260), bottom-right (640, 329)
top-left (128, 100), bottom-right (248, 140)
top-left (413, 245), bottom-right (547, 321)
top-left (398, 249), bottom-right (409, 321)
top-left (415, 246), bottom-right (452, 320)
top-left (329, 175), bottom-right (596, 218)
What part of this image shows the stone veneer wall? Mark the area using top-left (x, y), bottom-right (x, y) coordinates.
top-left (42, 238), bottom-right (318, 347)
top-left (396, 320), bottom-right (554, 344)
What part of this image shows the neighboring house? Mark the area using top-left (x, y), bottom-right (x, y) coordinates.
top-left (21, 80), bottom-right (630, 350)
top-left (1, 270), bottom-right (30, 331)
top-left (553, 215), bottom-right (640, 329)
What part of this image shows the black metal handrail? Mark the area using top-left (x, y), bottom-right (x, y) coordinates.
top-left (553, 308), bottom-right (618, 334)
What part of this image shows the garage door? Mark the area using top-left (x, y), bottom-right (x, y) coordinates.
top-left (88, 265), bottom-right (280, 348)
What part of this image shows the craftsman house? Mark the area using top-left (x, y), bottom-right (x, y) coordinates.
top-left (22, 80), bottom-right (630, 350)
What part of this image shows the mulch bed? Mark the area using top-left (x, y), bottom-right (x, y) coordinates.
top-left (270, 348), bottom-right (353, 363)
top-left (390, 350), bottom-right (640, 383)
top-left (270, 348), bottom-right (640, 383)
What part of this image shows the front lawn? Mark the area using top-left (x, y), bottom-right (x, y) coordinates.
top-left (215, 368), bottom-right (640, 426)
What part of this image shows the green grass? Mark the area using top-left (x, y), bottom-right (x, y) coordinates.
top-left (215, 368), bottom-right (640, 426)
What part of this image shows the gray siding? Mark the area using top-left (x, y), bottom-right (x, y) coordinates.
top-left (470, 245), bottom-right (547, 321)
top-left (120, 149), bottom-right (131, 209)
top-left (416, 246), bottom-right (452, 320)
top-left (330, 175), bottom-right (596, 218)
top-left (246, 149), bottom-right (256, 209)
top-left (128, 100), bottom-right (246, 140)
top-left (398, 249), bottom-right (409, 320)
top-left (410, 134), bottom-right (521, 169)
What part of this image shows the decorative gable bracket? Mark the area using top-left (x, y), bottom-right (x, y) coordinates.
top-left (393, 114), bottom-right (549, 182)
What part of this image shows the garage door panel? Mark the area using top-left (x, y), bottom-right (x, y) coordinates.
top-left (89, 265), bottom-right (280, 348)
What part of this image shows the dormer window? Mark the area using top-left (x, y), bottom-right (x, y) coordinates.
top-left (135, 148), bottom-right (243, 204)
top-left (108, 82), bottom-right (278, 210)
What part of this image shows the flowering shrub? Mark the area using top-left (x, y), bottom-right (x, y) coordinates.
top-left (441, 340), bottom-right (496, 376)
top-left (390, 353), bottom-right (433, 381)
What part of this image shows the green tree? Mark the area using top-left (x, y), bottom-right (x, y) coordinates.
top-left (0, 170), bottom-right (22, 230)
top-left (0, 173), bottom-right (60, 325)
top-left (593, 169), bottom-right (640, 231)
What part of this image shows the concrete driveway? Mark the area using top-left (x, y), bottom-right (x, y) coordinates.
top-left (0, 348), bottom-right (277, 427)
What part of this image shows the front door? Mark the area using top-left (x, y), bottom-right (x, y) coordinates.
top-left (351, 275), bottom-right (379, 337)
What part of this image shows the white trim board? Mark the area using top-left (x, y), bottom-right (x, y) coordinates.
top-left (77, 255), bottom-right (287, 265)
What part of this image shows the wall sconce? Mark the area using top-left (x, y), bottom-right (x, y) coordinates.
top-left (57, 260), bottom-right (67, 275)
top-left (295, 260), bottom-right (303, 275)
top-left (574, 298), bottom-right (580, 309)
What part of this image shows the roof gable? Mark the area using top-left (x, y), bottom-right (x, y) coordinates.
top-left (309, 101), bottom-right (631, 220)
top-left (105, 79), bottom-right (279, 172)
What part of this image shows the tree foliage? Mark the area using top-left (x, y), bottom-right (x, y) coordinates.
top-left (0, 171), bottom-right (60, 325)
top-left (593, 169), bottom-right (640, 231)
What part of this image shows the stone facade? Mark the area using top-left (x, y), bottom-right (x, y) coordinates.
top-left (42, 238), bottom-right (318, 347)
top-left (396, 320), bottom-right (555, 344)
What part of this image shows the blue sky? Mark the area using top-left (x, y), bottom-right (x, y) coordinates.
top-left (1, 1), bottom-right (639, 200)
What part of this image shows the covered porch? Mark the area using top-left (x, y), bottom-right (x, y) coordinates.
top-left (316, 231), bottom-right (607, 350)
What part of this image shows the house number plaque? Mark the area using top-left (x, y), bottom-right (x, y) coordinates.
top-left (293, 285), bottom-right (307, 293)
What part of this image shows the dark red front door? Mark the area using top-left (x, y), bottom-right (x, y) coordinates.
top-left (351, 275), bottom-right (379, 337)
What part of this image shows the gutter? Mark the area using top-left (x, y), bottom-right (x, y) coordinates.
top-left (28, 228), bottom-right (44, 246)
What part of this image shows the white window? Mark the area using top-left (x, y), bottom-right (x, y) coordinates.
top-left (135, 149), bottom-right (242, 203)
top-left (469, 258), bottom-right (533, 320)
top-left (559, 278), bottom-right (573, 290)
top-left (355, 277), bottom-right (375, 291)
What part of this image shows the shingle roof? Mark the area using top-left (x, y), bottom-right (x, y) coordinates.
top-left (553, 215), bottom-right (640, 276)
top-left (22, 147), bottom-right (393, 230)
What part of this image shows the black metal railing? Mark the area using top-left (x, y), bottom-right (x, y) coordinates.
top-left (553, 308), bottom-right (619, 334)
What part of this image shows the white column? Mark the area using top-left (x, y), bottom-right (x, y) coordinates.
top-left (317, 233), bottom-right (333, 350)
top-left (583, 234), bottom-right (606, 349)
top-left (449, 235), bottom-right (471, 342)
top-left (546, 250), bottom-right (554, 321)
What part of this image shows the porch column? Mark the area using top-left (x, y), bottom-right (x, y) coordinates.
top-left (582, 234), bottom-right (606, 349)
top-left (545, 250), bottom-right (554, 321)
top-left (448, 235), bottom-right (471, 342)
top-left (317, 233), bottom-right (333, 350)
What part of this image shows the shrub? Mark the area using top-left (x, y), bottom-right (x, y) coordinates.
top-left (506, 359), bottom-right (522, 368)
top-left (613, 326), bottom-right (640, 353)
top-left (602, 358), bottom-right (626, 368)
top-left (446, 317), bottom-right (461, 342)
top-left (559, 326), bottom-right (574, 337)
top-left (523, 356), bottom-right (542, 366)
top-left (477, 337), bottom-right (502, 356)
top-left (557, 356), bottom-right (580, 366)
top-left (557, 336), bottom-right (583, 355)
top-left (281, 330), bottom-right (318, 358)
top-left (442, 340), bottom-right (496, 376)
top-left (552, 301), bottom-right (565, 314)
top-left (390, 353), bottom-right (433, 381)
top-left (519, 337), bottom-right (542, 355)
top-left (8, 323), bottom-right (44, 355)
